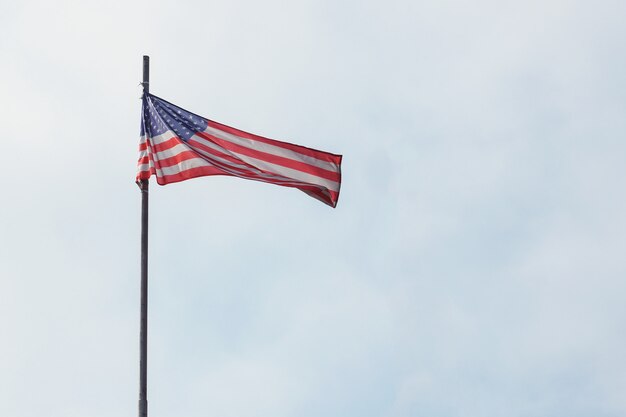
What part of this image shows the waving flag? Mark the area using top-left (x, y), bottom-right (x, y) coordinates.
top-left (136, 94), bottom-right (342, 207)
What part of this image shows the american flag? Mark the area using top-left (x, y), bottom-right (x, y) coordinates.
top-left (136, 94), bottom-right (342, 207)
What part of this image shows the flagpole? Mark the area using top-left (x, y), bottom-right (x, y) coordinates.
top-left (139, 55), bottom-right (150, 417)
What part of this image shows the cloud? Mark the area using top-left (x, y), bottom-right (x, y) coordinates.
top-left (1, 0), bottom-right (625, 416)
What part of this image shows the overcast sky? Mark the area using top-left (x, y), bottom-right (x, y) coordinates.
top-left (1, 0), bottom-right (626, 416)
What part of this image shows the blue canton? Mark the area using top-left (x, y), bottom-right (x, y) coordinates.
top-left (141, 94), bottom-right (208, 141)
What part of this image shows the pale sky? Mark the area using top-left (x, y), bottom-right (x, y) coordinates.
top-left (1, 1), bottom-right (626, 416)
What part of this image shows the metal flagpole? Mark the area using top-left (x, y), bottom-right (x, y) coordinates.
top-left (139, 55), bottom-right (150, 417)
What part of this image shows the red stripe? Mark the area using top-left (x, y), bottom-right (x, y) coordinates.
top-left (190, 150), bottom-right (266, 179)
top-left (151, 141), bottom-right (256, 178)
top-left (155, 166), bottom-right (338, 207)
top-left (150, 143), bottom-right (321, 190)
top-left (187, 138), bottom-right (290, 180)
top-left (139, 158), bottom-right (339, 207)
top-left (152, 150), bottom-right (206, 170)
top-left (139, 134), bottom-right (183, 153)
top-left (150, 136), bottom-right (184, 153)
top-left (137, 110), bottom-right (341, 207)
top-left (148, 145), bottom-right (246, 179)
top-left (146, 131), bottom-right (341, 186)
top-left (195, 131), bottom-right (341, 182)
top-left (187, 138), bottom-right (327, 187)
top-left (136, 170), bottom-right (151, 181)
top-left (156, 166), bottom-right (227, 184)
top-left (207, 120), bottom-right (342, 163)
top-left (187, 149), bottom-right (303, 186)
top-left (187, 138), bottom-right (250, 167)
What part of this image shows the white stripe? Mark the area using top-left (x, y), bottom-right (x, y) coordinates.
top-left (137, 163), bottom-right (150, 173)
top-left (190, 134), bottom-right (339, 192)
top-left (148, 130), bottom-right (178, 146)
top-left (188, 134), bottom-right (299, 181)
top-left (187, 136), bottom-right (260, 172)
top-left (152, 143), bottom-right (191, 161)
top-left (140, 131), bottom-right (214, 177)
top-left (189, 141), bottom-right (316, 188)
top-left (142, 129), bottom-right (337, 192)
top-left (149, 135), bottom-right (266, 179)
top-left (203, 125), bottom-right (339, 172)
top-left (189, 143), bottom-right (259, 174)
top-left (153, 157), bottom-right (213, 177)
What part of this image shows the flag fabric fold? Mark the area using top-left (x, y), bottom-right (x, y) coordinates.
top-left (136, 93), bottom-right (342, 207)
